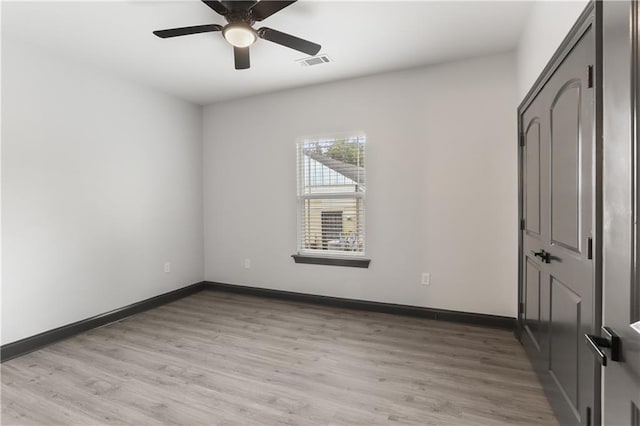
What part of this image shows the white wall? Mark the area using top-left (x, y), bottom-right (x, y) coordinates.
top-left (0, 1), bottom-right (588, 343)
top-left (1, 37), bottom-right (204, 344)
top-left (517, 0), bottom-right (588, 100)
top-left (203, 53), bottom-right (518, 317)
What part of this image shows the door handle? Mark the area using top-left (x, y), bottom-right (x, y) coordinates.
top-left (531, 249), bottom-right (551, 263)
top-left (584, 327), bottom-right (621, 366)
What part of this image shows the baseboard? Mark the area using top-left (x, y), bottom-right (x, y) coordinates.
top-left (204, 282), bottom-right (516, 330)
top-left (0, 281), bottom-right (207, 362)
top-left (2, 280), bottom-right (515, 362)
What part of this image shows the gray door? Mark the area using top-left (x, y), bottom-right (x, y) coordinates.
top-left (601, 1), bottom-right (640, 425)
top-left (520, 22), bottom-right (596, 426)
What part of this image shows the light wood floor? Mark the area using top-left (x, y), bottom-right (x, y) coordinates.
top-left (1, 290), bottom-right (557, 425)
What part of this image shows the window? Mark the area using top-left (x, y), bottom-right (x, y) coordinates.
top-left (295, 135), bottom-right (368, 266)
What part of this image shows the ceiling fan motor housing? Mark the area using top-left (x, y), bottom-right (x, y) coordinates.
top-left (224, 9), bottom-right (255, 26)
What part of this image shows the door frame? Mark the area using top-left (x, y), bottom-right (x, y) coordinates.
top-left (516, 1), bottom-right (603, 423)
top-left (633, 0), bottom-right (640, 336)
top-left (600, 0), bottom-right (640, 423)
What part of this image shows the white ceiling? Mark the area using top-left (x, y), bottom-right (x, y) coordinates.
top-left (1, 1), bottom-right (532, 105)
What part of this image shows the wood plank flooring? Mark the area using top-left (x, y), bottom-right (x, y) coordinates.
top-left (1, 290), bottom-right (557, 425)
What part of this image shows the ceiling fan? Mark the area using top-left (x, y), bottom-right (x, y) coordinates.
top-left (153, 0), bottom-right (321, 70)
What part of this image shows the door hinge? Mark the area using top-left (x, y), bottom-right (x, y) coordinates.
top-left (587, 237), bottom-right (593, 260)
top-left (519, 302), bottom-right (525, 315)
top-left (587, 65), bottom-right (594, 88)
top-left (519, 132), bottom-right (525, 147)
top-left (520, 219), bottom-right (525, 230)
top-left (586, 406), bottom-right (592, 426)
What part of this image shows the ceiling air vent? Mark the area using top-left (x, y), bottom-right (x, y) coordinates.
top-left (298, 54), bottom-right (332, 67)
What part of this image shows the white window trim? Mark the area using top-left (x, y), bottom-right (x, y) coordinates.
top-left (295, 134), bottom-right (367, 259)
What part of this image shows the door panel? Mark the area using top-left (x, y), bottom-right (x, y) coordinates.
top-left (550, 83), bottom-right (582, 253)
top-left (519, 21), bottom-right (595, 426)
top-left (549, 276), bottom-right (581, 413)
top-left (526, 120), bottom-right (542, 236)
top-left (525, 258), bottom-right (541, 350)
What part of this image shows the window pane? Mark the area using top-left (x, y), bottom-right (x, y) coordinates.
top-left (299, 137), bottom-right (365, 195)
top-left (300, 197), bottom-right (364, 254)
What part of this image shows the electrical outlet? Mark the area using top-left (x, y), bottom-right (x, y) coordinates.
top-left (244, 258), bottom-right (251, 269)
top-left (164, 262), bottom-right (171, 273)
top-left (421, 272), bottom-right (431, 286)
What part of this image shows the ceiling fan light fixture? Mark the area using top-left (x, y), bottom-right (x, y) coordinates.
top-left (223, 24), bottom-right (256, 48)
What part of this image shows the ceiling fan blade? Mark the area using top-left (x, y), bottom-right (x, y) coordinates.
top-left (153, 24), bottom-right (222, 39)
top-left (257, 27), bottom-right (321, 56)
top-left (201, 0), bottom-right (228, 15)
top-left (251, 1), bottom-right (296, 21)
top-left (234, 46), bottom-right (250, 70)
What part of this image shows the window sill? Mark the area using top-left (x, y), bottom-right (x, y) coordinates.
top-left (291, 254), bottom-right (371, 268)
